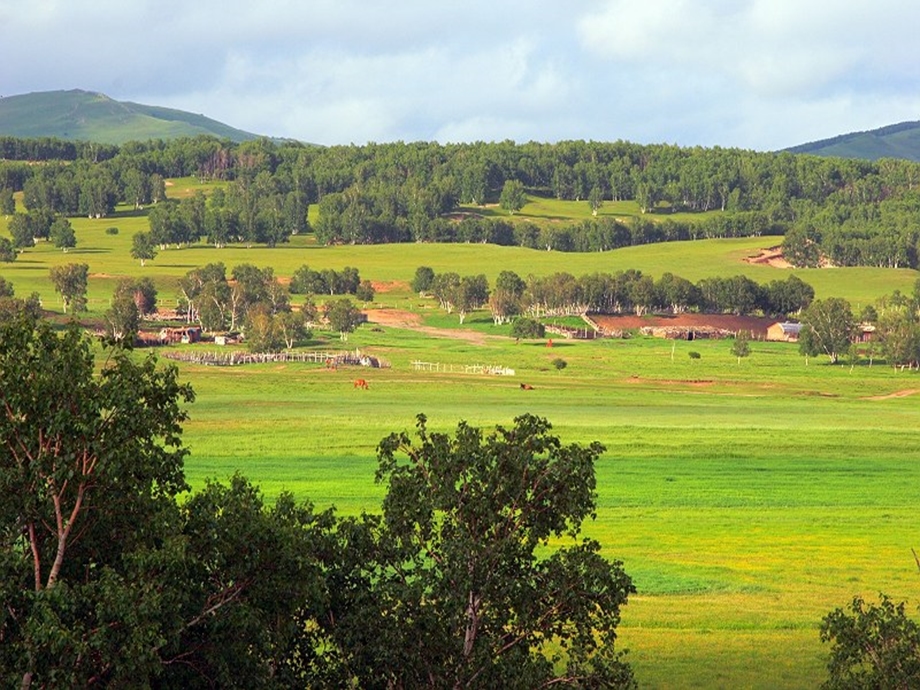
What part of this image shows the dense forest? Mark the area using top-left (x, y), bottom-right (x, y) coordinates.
top-left (2, 135), bottom-right (920, 267)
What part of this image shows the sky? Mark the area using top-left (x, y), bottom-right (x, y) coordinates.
top-left (2, 0), bottom-right (919, 151)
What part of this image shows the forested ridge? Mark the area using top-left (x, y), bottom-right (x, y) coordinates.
top-left (2, 135), bottom-right (920, 267)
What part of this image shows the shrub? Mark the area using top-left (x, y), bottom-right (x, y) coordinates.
top-left (552, 357), bottom-right (568, 370)
top-left (688, 351), bottom-right (701, 360)
top-left (105, 226), bottom-right (119, 235)
top-left (510, 317), bottom-right (545, 339)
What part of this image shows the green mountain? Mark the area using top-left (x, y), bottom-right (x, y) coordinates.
top-left (785, 121), bottom-right (920, 161)
top-left (0, 89), bottom-right (261, 144)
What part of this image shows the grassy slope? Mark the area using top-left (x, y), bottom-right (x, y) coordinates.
top-left (0, 90), bottom-right (259, 144)
top-left (2, 183), bottom-right (920, 687)
top-left (786, 121), bottom-right (920, 161)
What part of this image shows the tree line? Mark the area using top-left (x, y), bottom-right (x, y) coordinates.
top-left (413, 266), bottom-right (816, 324)
top-left (4, 136), bottom-right (920, 266)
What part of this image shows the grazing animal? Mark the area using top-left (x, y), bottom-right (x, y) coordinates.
top-left (520, 383), bottom-right (534, 390)
top-left (354, 378), bottom-right (369, 389)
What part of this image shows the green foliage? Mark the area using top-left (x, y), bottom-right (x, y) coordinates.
top-left (499, 179), bottom-right (527, 214)
top-left (0, 186), bottom-right (14, 215)
top-left (731, 331), bottom-right (751, 363)
top-left (0, 236), bottom-right (15, 262)
top-left (104, 288), bottom-right (140, 345)
top-left (130, 230), bottom-right (156, 265)
top-left (799, 297), bottom-right (856, 363)
top-left (354, 279), bottom-right (375, 303)
top-left (105, 226), bottom-right (119, 234)
top-left (49, 216), bottom-right (76, 251)
top-left (0, 316), bottom-right (193, 686)
top-left (821, 594), bottom-right (920, 689)
top-left (510, 317), bottom-right (546, 339)
top-left (411, 265), bottom-right (435, 293)
top-left (688, 350), bottom-right (701, 359)
top-left (553, 357), bottom-right (569, 370)
top-left (318, 414), bottom-right (635, 688)
top-left (245, 304), bottom-right (284, 353)
top-left (48, 262), bottom-right (89, 313)
top-left (324, 298), bottom-right (363, 340)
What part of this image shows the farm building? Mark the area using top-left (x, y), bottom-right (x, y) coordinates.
top-left (159, 326), bottom-right (202, 344)
top-left (855, 323), bottom-right (876, 343)
top-left (766, 322), bottom-right (802, 342)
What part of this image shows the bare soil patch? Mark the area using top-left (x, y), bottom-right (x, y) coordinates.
top-left (364, 308), bottom-right (423, 328)
top-left (591, 313), bottom-right (777, 337)
top-left (863, 389), bottom-right (919, 401)
top-left (363, 308), bottom-right (488, 345)
top-left (745, 246), bottom-right (792, 269)
top-left (370, 280), bottom-right (410, 293)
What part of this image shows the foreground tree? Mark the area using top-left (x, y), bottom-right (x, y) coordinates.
top-left (0, 316), bottom-right (193, 687)
top-left (318, 414), bottom-right (636, 688)
top-left (821, 594), bottom-right (920, 689)
top-left (0, 317), bottom-right (335, 688)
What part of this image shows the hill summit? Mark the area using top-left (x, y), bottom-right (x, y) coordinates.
top-left (785, 121), bottom-right (920, 161)
top-left (0, 89), bottom-right (260, 144)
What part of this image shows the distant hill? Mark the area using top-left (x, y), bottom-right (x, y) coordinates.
top-left (0, 89), bottom-right (261, 144)
top-left (785, 121), bottom-right (920, 161)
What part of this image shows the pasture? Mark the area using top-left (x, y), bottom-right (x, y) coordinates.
top-left (2, 192), bottom-right (920, 687)
top-left (176, 325), bottom-right (920, 689)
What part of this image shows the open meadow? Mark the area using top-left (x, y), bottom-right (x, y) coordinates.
top-left (2, 192), bottom-right (920, 687)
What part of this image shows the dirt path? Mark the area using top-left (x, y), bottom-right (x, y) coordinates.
top-left (863, 389), bottom-right (919, 401)
top-left (363, 308), bottom-right (490, 345)
top-left (744, 246), bottom-right (792, 268)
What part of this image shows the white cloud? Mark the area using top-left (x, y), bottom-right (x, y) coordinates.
top-left (0, 0), bottom-right (918, 149)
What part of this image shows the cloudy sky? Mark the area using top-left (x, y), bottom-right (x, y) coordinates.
top-left (2, 0), bottom-right (918, 150)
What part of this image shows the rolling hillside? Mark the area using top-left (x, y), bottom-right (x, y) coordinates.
top-left (785, 120), bottom-right (920, 161)
top-left (0, 89), bottom-right (260, 144)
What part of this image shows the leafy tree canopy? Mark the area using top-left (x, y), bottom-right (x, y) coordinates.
top-left (315, 414), bottom-right (636, 688)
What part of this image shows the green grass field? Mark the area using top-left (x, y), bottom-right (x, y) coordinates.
top-left (2, 188), bottom-right (920, 687)
top-left (172, 330), bottom-right (920, 689)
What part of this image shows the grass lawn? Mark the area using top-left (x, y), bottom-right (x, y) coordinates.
top-left (168, 325), bottom-right (920, 689)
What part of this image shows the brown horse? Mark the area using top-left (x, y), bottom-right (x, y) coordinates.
top-left (354, 378), bottom-right (369, 389)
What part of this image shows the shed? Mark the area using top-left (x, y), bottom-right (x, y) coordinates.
top-left (766, 321), bottom-right (802, 342)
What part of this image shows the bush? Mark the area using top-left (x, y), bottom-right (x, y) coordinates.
top-left (688, 351), bottom-right (701, 360)
top-left (510, 317), bottom-right (545, 339)
top-left (105, 226), bottom-right (119, 235)
top-left (355, 280), bottom-right (376, 303)
top-left (552, 358), bottom-right (568, 371)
